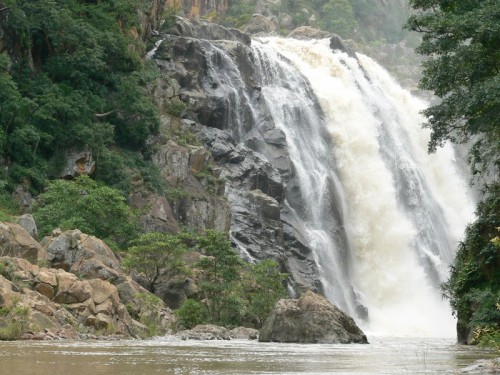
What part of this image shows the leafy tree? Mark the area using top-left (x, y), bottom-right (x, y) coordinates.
top-left (406, 0), bottom-right (499, 186)
top-left (318, 0), bottom-right (357, 39)
top-left (406, 0), bottom-right (500, 345)
top-left (175, 299), bottom-right (208, 329)
top-left (33, 175), bottom-right (136, 246)
top-left (442, 186), bottom-right (500, 343)
top-left (194, 230), bottom-right (244, 326)
top-left (240, 260), bottom-right (288, 327)
top-left (123, 232), bottom-right (188, 293)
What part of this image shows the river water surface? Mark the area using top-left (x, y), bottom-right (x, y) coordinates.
top-left (0, 337), bottom-right (495, 374)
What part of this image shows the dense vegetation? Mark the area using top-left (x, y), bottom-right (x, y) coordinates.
top-left (407, 0), bottom-right (499, 346)
top-left (122, 230), bottom-right (287, 329)
top-left (221, 0), bottom-right (413, 43)
top-left (0, 0), bottom-right (159, 194)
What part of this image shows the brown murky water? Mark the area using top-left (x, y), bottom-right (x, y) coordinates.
top-left (0, 336), bottom-right (494, 374)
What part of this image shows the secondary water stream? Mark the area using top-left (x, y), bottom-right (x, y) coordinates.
top-left (0, 337), bottom-right (494, 374)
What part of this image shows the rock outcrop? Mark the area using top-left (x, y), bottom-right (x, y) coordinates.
top-left (259, 291), bottom-right (368, 344)
top-left (0, 223), bottom-right (177, 339)
top-left (0, 257), bottom-right (141, 337)
top-left (175, 324), bottom-right (259, 340)
top-left (149, 17), bottom-right (323, 293)
top-left (0, 222), bottom-right (45, 263)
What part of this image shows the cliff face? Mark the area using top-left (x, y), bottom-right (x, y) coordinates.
top-left (166, 0), bottom-right (228, 19)
top-left (147, 17), bottom-right (348, 294)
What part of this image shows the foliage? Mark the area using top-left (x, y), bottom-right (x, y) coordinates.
top-left (407, 0), bottom-right (499, 347)
top-left (175, 299), bottom-right (208, 329)
top-left (474, 324), bottom-right (500, 352)
top-left (442, 185), bottom-right (500, 344)
top-left (123, 232), bottom-right (188, 293)
top-left (318, 0), bottom-right (357, 39)
top-left (194, 230), bottom-right (244, 326)
top-left (0, 298), bottom-right (30, 341)
top-left (33, 175), bottom-right (137, 246)
top-left (0, 0), bottom-right (159, 191)
top-left (171, 231), bottom-right (287, 328)
top-left (240, 260), bottom-right (288, 327)
top-left (406, 0), bottom-right (500, 187)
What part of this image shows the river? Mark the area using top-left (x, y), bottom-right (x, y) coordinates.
top-left (0, 336), bottom-right (495, 374)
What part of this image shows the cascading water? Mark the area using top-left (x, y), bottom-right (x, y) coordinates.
top-left (253, 37), bottom-right (474, 337)
top-left (188, 34), bottom-right (474, 336)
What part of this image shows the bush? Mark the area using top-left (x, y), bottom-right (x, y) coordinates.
top-left (0, 298), bottom-right (30, 341)
top-left (33, 175), bottom-right (137, 247)
top-left (175, 299), bottom-right (207, 329)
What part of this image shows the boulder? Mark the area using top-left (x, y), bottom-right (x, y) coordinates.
top-left (259, 290), bottom-right (368, 344)
top-left (244, 14), bottom-right (278, 35)
top-left (461, 358), bottom-right (500, 374)
top-left (42, 229), bottom-right (120, 272)
top-left (57, 148), bottom-right (95, 179)
top-left (16, 214), bottom-right (38, 241)
top-left (0, 222), bottom-right (45, 263)
top-left (176, 324), bottom-right (231, 340)
top-left (229, 326), bottom-right (259, 340)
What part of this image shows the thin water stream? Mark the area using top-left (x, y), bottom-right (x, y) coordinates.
top-left (0, 337), bottom-right (495, 374)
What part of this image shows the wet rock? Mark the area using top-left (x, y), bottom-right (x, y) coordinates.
top-left (244, 14), bottom-right (278, 35)
top-left (176, 324), bottom-right (231, 340)
top-left (166, 16), bottom-right (250, 45)
top-left (259, 291), bottom-right (368, 344)
top-left (461, 358), bottom-right (500, 374)
top-left (229, 327), bottom-right (259, 340)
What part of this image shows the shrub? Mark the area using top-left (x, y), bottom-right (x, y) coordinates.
top-left (33, 175), bottom-right (137, 247)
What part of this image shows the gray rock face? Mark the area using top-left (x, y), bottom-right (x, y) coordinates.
top-left (15, 214), bottom-right (38, 241)
top-left (259, 291), bottom-right (368, 344)
top-left (151, 17), bottom-right (322, 293)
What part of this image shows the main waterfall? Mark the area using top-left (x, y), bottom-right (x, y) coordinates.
top-left (246, 38), bottom-right (474, 337)
top-left (152, 26), bottom-right (474, 337)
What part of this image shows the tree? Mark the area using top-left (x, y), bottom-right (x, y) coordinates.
top-left (406, 0), bottom-right (500, 345)
top-left (194, 230), bottom-right (244, 326)
top-left (240, 259), bottom-right (287, 327)
top-left (123, 232), bottom-right (188, 293)
top-left (406, 0), bottom-right (499, 186)
top-left (33, 175), bottom-right (136, 247)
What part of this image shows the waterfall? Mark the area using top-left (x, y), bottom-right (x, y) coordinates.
top-left (190, 34), bottom-right (475, 336)
top-left (251, 38), bottom-right (474, 337)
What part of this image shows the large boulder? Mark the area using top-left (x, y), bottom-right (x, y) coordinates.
top-left (259, 291), bottom-right (368, 344)
top-left (0, 222), bottom-right (45, 263)
top-left (42, 229), bottom-right (120, 272)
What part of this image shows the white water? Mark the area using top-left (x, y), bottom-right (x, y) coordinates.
top-left (255, 38), bottom-right (475, 337)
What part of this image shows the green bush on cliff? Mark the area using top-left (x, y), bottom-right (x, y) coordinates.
top-left (33, 175), bottom-right (137, 247)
